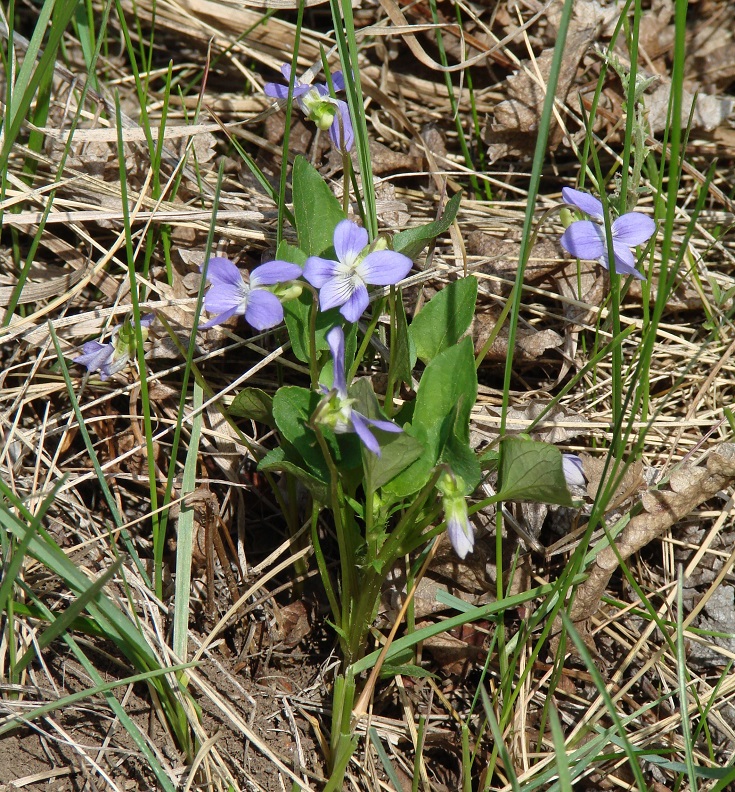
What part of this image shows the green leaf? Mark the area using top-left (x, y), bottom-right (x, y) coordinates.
top-left (283, 292), bottom-right (342, 363)
top-left (367, 431), bottom-right (425, 491)
top-left (229, 388), bottom-right (274, 427)
top-left (439, 414), bottom-right (482, 493)
top-left (274, 239), bottom-right (307, 267)
top-left (391, 292), bottom-right (414, 386)
top-left (271, 386), bottom-right (327, 475)
top-left (259, 446), bottom-right (329, 504)
top-left (414, 337), bottom-right (476, 454)
top-left (409, 276), bottom-right (478, 364)
top-left (384, 337), bottom-right (476, 498)
top-left (292, 155), bottom-right (346, 257)
top-left (393, 191), bottom-right (462, 261)
top-left (498, 436), bottom-right (574, 506)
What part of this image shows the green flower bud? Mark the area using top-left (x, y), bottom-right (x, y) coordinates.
top-left (560, 207), bottom-right (574, 229)
top-left (273, 281), bottom-right (303, 302)
top-left (310, 102), bottom-right (338, 131)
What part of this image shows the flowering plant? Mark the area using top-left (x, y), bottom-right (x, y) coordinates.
top-left (213, 154), bottom-right (578, 671)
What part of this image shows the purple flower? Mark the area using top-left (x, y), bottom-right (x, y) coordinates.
top-left (264, 65), bottom-right (354, 151)
top-left (304, 220), bottom-right (412, 323)
top-left (560, 187), bottom-right (656, 279)
top-left (436, 471), bottom-right (474, 559)
top-left (562, 453), bottom-right (586, 490)
top-left (445, 499), bottom-right (474, 559)
top-left (75, 341), bottom-right (116, 379)
top-left (316, 326), bottom-right (402, 456)
top-left (200, 257), bottom-right (302, 331)
top-left (75, 314), bottom-right (154, 380)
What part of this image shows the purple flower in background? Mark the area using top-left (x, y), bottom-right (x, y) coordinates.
top-left (264, 65), bottom-right (354, 151)
top-left (75, 341), bottom-right (116, 379)
top-left (316, 326), bottom-right (402, 456)
top-left (560, 187), bottom-right (655, 280)
top-left (562, 453), bottom-right (586, 490)
top-left (304, 220), bottom-right (412, 322)
top-left (200, 257), bottom-right (302, 331)
top-left (75, 314), bottom-right (154, 380)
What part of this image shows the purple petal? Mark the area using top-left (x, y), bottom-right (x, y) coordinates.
top-left (203, 258), bottom-right (244, 288)
top-left (291, 84), bottom-right (312, 98)
top-left (612, 213), bottom-right (656, 246)
top-left (264, 65), bottom-right (311, 100)
top-left (250, 260), bottom-right (302, 286)
top-left (447, 513), bottom-right (474, 559)
top-left (609, 241), bottom-right (645, 279)
top-left (200, 305), bottom-right (241, 329)
top-left (318, 275), bottom-right (356, 313)
top-left (333, 219), bottom-right (367, 263)
top-left (562, 454), bottom-right (586, 489)
top-left (304, 256), bottom-right (339, 288)
top-left (264, 82), bottom-right (290, 100)
top-left (351, 412), bottom-right (381, 455)
top-left (562, 187), bottom-right (604, 220)
top-left (75, 341), bottom-right (114, 374)
top-left (326, 326), bottom-right (348, 395)
top-left (357, 249), bottom-right (412, 286)
top-left (339, 284), bottom-right (369, 323)
top-left (328, 100), bottom-right (354, 151)
top-left (140, 313), bottom-right (155, 329)
top-left (361, 415), bottom-right (402, 434)
top-left (330, 70), bottom-right (345, 91)
top-left (244, 289), bottom-right (285, 330)
top-left (204, 282), bottom-right (245, 315)
top-left (560, 221), bottom-right (605, 261)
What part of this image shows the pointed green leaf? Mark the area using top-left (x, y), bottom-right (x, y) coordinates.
top-left (229, 388), bottom-right (274, 426)
top-left (259, 446), bottom-right (329, 504)
top-left (384, 337), bottom-right (476, 497)
top-left (409, 276), bottom-right (478, 364)
top-left (393, 191), bottom-right (462, 260)
top-left (498, 436), bottom-right (574, 506)
top-left (292, 155), bottom-right (346, 257)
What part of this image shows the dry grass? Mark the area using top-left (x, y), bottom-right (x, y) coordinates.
top-left (2, 0), bottom-right (735, 789)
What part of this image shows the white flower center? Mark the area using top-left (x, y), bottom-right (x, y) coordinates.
top-left (236, 281), bottom-right (252, 312)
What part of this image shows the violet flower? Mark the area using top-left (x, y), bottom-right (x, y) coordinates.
top-left (264, 65), bottom-right (354, 151)
top-left (562, 453), bottom-right (586, 490)
top-left (75, 314), bottom-right (154, 380)
top-left (304, 220), bottom-right (412, 323)
top-left (200, 257), bottom-right (302, 331)
top-left (436, 470), bottom-right (474, 559)
top-left (560, 187), bottom-right (655, 279)
top-left (315, 326), bottom-right (402, 456)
